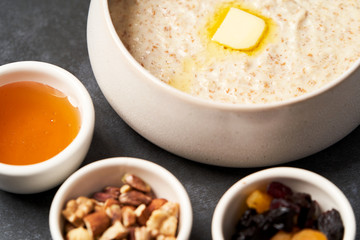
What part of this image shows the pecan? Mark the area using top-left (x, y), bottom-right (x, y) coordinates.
top-left (104, 186), bottom-right (120, 198)
top-left (120, 184), bottom-right (132, 194)
top-left (122, 173), bottom-right (151, 193)
top-left (146, 202), bottom-right (180, 238)
top-left (105, 203), bottom-right (122, 223)
top-left (134, 226), bottom-right (152, 240)
top-left (99, 221), bottom-right (128, 240)
top-left (92, 187), bottom-right (120, 202)
top-left (92, 192), bottom-right (115, 203)
top-left (147, 198), bottom-right (168, 213)
top-left (83, 210), bottom-right (111, 237)
top-left (121, 206), bottom-right (137, 227)
top-left (66, 226), bottom-right (92, 240)
top-left (62, 196), bottom-right (95, 227)
top-left (119, 190), bottom-right (152, 206)
top-left (137, 199), bottom-right (168, 226)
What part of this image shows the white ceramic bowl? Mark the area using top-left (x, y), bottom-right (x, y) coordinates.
top-left (49, 157), bottom-right (193, 240)
top-left (87, 0), bottom-right (360, 167)
top-left (0, 61), bottom-right (95, 194)
top-left (211, 167), bottom-right (356, 240)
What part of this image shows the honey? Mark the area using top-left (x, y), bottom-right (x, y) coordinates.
top-left (0, 81), bottom-right (81, 165)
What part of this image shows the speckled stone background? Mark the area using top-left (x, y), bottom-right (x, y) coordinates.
top-left (0, 0), bottom-right (359, 239)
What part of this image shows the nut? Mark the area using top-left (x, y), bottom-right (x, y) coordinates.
top-left (66, 226), bottom-right (92, 240)
top-left (147, 199), bottom-right (168, 213)
top-left (156, 235), bottom-right (176, 240)
top-left (122, 206), bottom-right (137, 227)
top-left (122, 173), bottom-right (151, 193)
top-left (119, 190), bottom-right (152, 206)
top-left (134, 226), bottom-right (152, 240)
top-left (159, 202), bottom-right (180, 218)
top-left (83, 210), bottom-right (111, 237)
top-left (146, 202), bottom-right (180, 238)
top-left (92, 187), bottom-right (120, 202)
top-left (61, 173), bottom-right (179, 239)
top-left (105, 203), bottom-right (122, 223)
top-left (120, 184), bottom-right (132, 194)
top-left (62, 196), bottom-right (95, 227)
top-left (99, 221), bottom-right (129, 240)
top-left (159, 216), bottom-right (178, 236)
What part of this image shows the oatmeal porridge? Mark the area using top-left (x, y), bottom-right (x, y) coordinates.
top-left (109, 0), bottom-right (360, 104)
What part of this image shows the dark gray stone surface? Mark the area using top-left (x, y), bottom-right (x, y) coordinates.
top-left (0, 0), bottom-right (359, 239)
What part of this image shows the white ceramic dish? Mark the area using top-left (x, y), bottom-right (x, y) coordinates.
top-left (0, 61), bottom-right (95, 194)
top-left (49, 157), bottom-right (193, 240)
top-left (211, 167), bottom-right (356, 240)
top-left (87, 0), bottom-right (360, 167)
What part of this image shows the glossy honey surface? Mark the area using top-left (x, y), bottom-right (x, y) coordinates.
top-left (0, 81), bottom-right (81, 165)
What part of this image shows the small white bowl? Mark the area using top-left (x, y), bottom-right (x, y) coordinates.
top-left (49, 157), bottom-right (193, 240)
top-left (0, 61), bottom-right (95, 194)
top-left (211, 167), bottom-right (356, 240)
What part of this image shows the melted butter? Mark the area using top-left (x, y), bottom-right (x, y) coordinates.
top-left (206, 1), bottom-right (277, 56)
top-left (168, 1), bottom-right (277, 93)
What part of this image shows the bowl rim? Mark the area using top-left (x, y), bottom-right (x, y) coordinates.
top-left (49, 157), bottom-right (193, 240)
top-left (211, 167), bottom-right (356, 240)
top-left (0, 61), bottom-right (95, 176)
top-left (101, 0), bottom-right (360, 111)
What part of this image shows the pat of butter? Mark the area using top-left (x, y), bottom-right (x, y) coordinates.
top-left (212, 7), bottom-right (266, 50)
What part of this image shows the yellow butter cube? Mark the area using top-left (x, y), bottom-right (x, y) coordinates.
top-left (212, 7), bottom-right (266, 50)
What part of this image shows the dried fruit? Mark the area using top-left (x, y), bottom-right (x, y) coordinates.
top-left (317, 209), bottom-right (344, 240)
top-left (232, 182), bottom-right (344, 240)
top-left (292, 229), bottom-right (327, 240)
top-left (246, 190), bottom-right (273, 213)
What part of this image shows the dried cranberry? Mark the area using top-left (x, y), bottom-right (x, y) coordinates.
top-left (270, 198), bottom-right (301, 214)
top-left (266, 182), bottom-right (293, 199)
top-left (317, 209), bottom-right (344, 240)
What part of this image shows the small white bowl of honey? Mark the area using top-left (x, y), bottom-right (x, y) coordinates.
top-left (0, 61), bottom-right (95, 194)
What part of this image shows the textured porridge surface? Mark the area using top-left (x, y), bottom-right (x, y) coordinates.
top-left (109, 0), bottom-right (360, 104)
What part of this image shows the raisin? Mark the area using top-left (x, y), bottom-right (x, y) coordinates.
top-left (317, 209), bottom-right (344, 240)
top-left (232, 207), bottom-right (296, 240)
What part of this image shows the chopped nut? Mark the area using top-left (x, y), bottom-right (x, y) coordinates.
top-left (99, 221), bottom-right (129, 240)
top-left (104, 186), bottom-right (121, 198)
top-left (104, 198), bottom-right (121, 208)
top-left (159, 216), bottom-right (178, 236)
top-left (119, 190), bottom-right (152, 206)
top-left (83, 210), bottom-right (111, 237)
top-left (120, 184), bottom-right (132, 194)
top-left (146, 210), bottom-right (169, 231)
top-left (66, 226), bottom-right (93, 240)
top-left (146, 202), bottom-right (180, 237)
top-left (156, 235), bottom-right (176, 240)
top-left (92, 192), bottom-right (115, 203)
top-left (122, 173), bottom-right (151, 193)
top-left (134, 226), bottom-right (152, 240)
top-left (135, 204), bottom-right (148, 226)
top-left (122, 206), bottom-right (137, 227)
top-left (135, 204), bottom-right (146, 217)
top-left (138, 199), bottom-right (168, 226)
top-left (61, 173), bottom-right (179, 239)
top-left (159, 202), bottom-right (180, 218)
top-left (147, 199), bottom-right (168, 213)
top-left (62, 196), bottom-right (95, 227)
top-left (64, 222), bottom-right (76, 234)
top-left (105, 203), bottom-right (122, 223)
top-left (92, 187), bottom-right (120, 202)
